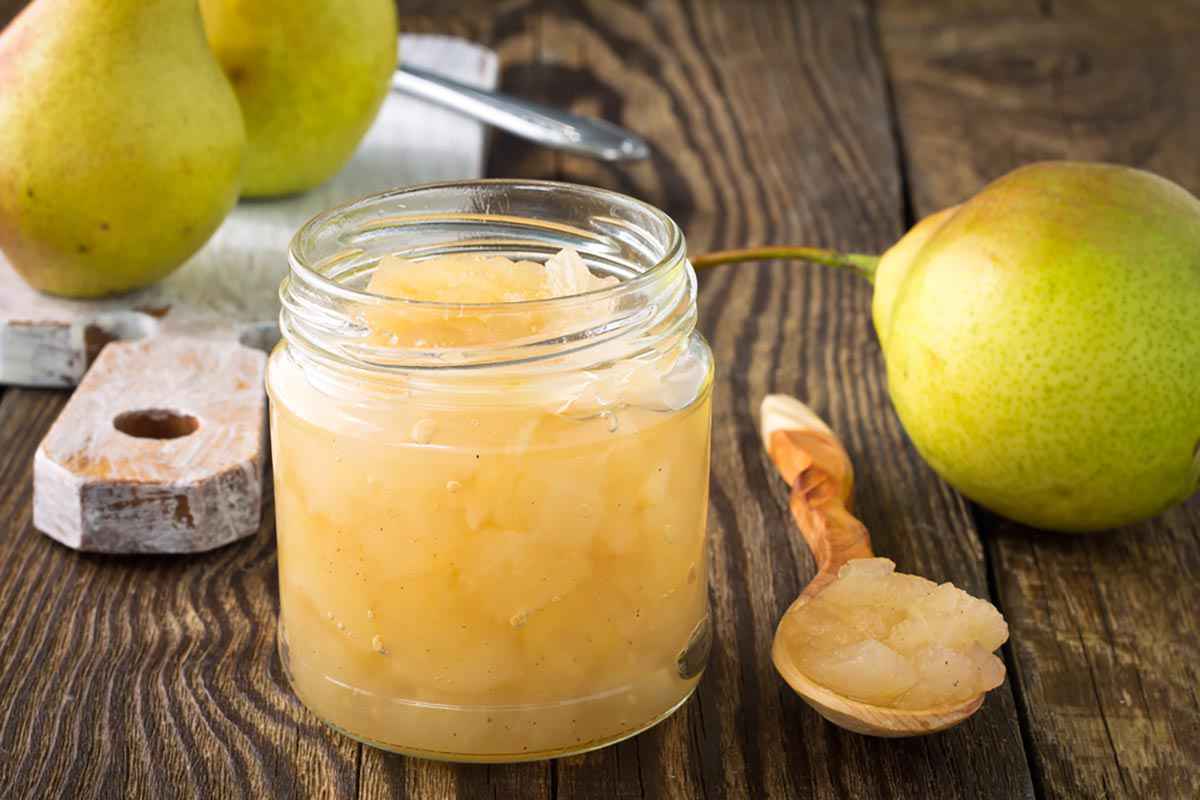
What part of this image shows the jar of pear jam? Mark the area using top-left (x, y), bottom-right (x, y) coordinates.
top-left (268, 181), bottom-right (713, 762)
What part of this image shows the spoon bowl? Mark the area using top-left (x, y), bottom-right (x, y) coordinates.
top-left (761, 394), bottom-right (990, 737)
top-left (772, 597), bottom-right (985, 737)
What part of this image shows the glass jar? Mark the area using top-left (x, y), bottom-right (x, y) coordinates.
top-left (268, 180), bottom-right (713, 762)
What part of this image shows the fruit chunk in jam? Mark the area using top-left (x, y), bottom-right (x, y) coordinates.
top-left (362, 248), bottom-right (619, 348)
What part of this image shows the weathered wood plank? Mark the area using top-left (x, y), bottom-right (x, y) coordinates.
top-left (880, 1), bottom-right (1200, 797)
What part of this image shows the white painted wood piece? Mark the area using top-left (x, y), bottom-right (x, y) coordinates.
top-left (35, 338), bottom-right (267, 553)
top-left (10, 35), bottom-right (498, 553)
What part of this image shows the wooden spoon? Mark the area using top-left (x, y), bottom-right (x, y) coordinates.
top-left (761, 394), bottom-right (986, 737)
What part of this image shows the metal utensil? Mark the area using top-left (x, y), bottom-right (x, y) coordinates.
top-left (393, 65), bottom-right (650, 162)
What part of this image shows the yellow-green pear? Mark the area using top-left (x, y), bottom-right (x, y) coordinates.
top-left (0, 0), bottom-right (245, 298)
top-left (696, 162), bottom-right (1200, 532)
top-left (873, 163), bottom-right (1200, 532)
top-left (200, 0), bottom-right (398, 198)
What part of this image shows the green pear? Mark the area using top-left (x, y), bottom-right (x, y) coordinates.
top-left (200, 0), bottom-right (398, 198)
top-left (696, 162), bottom-right (1200, 532)
top-left (0, 0), bottom-right (244, 298)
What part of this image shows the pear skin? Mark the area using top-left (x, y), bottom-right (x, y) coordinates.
top-left (872, 205), bottom-right (956, 348)
top-left (0, 0), bottom-right (245, 298)
top-left (200, 0), bottom-right (398, 198)
top-left (874, 162), bottom-right (1200, 531)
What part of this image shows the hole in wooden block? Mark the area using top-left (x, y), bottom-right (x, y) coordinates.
top-left (113, 409), bottom-right (200, 440)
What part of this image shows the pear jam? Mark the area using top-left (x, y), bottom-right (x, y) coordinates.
top-left (777, 559), bottom-right (1008, 709)
top-left (269, 233), bottom-right (713, 761)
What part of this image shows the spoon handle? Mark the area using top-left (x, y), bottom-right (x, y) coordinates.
top-left (393, 65), bottom-right (651, 162)
top-left (760, 395), bottom-right (874, 600)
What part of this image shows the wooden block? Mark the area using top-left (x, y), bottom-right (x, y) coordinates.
top-left (34, 336), bottom-right (267, 553)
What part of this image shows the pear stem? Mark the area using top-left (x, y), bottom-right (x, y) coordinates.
top-left (691, 247), bottom-right (881, 284)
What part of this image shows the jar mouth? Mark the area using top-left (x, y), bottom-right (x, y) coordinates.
top-left (288, 179), bottom-right (686, 312)
top-left (281, 180), bottom-right (695, 375)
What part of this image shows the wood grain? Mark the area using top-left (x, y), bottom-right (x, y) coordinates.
top-left (879, 1), bottom-right (1200, 797)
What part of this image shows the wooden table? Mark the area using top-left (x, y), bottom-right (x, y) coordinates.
top-left (1, 2), bottom-right (1197, 798)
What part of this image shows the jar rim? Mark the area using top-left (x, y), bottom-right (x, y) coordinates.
top-left (279, 179), bottom-right (697, 377)
top-left (287, 178), bottom-right (687, 312)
